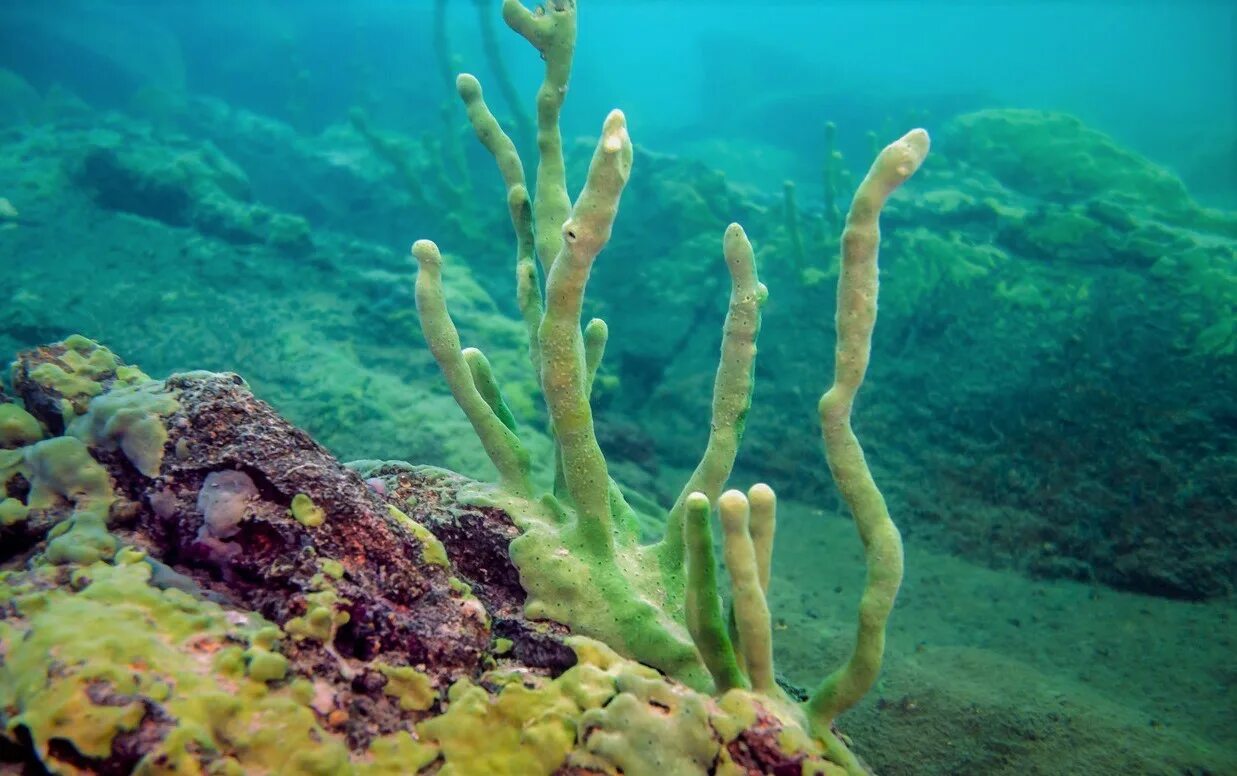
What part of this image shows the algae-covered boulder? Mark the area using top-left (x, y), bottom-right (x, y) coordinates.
top-left (0, 338), bottom-right (839, 775)
top-left (74, 129), bottom-right (314, 257)
top-left (939, 109), bottom-right (1194, 213)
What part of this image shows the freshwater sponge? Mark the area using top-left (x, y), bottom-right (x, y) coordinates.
top-left (406, 0), bottom-right (928, 770)
top-left (67, 379), bottom-right (179, 478)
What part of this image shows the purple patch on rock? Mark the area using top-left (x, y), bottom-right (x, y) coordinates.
top-left (197, 469), bottom-right (258, 539)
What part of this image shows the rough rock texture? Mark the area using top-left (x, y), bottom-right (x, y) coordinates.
top-left (364, 463), bottom-right (577, 673)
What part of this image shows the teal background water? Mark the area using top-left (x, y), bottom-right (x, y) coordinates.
top-left (0, 1), bottom-right (1234, 773)
top-left (3, 2), bottom-right (1234, 202)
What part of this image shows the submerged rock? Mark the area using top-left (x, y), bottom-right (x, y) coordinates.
top-left (0, 338), bottom-right (841, 774)
top-left (74, 135), bottom-right (314, 257)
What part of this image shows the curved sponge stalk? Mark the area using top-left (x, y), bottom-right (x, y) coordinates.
top-left (808, 128), bottom-right (930, 728)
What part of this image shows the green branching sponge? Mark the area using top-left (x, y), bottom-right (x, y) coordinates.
top-left (405, 0), bottom-right (928, 771)
top-left (682, 130), bottom-right (929, 769)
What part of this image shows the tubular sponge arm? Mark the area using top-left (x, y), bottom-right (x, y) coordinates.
top-left (807, 128), bottom-right (929, 728)
top-left (412, 240), bottom-right (533, 497)
top-left (537, 110), bottom-right (633, 553)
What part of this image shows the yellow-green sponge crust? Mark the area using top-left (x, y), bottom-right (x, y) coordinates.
top-left (291, 492), bottom-right (327, 527)
top-left (0, 534), bottom-right (835, 775)
top-left (0, 404), bottom-right (42, 448)
top-left (0, 552), bottom-right (353, 774)
top-left (67, 379), bottom-right (179, 478)
top-left (409, 636), bottom-right (834, 775)
top-left (376, 663), bottom-right (437, 712)
top-left (17, 336), bottom-right (151, 425)
top-left (1, 435), bottom-right (117, 563)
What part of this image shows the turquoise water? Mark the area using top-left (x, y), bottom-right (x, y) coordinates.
top-left (0, 1), bottom-right (1233, 774)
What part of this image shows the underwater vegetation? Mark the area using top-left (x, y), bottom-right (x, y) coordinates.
top-left (408, 0), bottom-right (933, 768)
top-left (0, 1), bottom-right (1234, 775)
top-left (0, 2), bottom-right (931, 772)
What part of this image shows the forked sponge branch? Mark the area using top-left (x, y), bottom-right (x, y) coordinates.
top-left (409, 0), bottom-right (930, 770)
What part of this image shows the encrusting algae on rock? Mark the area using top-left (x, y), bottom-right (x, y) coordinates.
top-left (290, 492), bottom-right (327, 528)
top-left (0, 553), bottom-right (351, 774)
